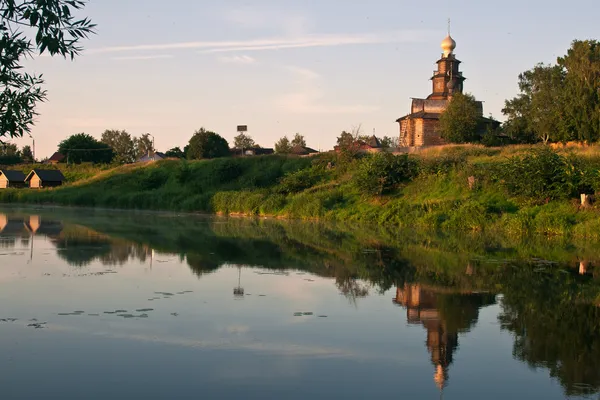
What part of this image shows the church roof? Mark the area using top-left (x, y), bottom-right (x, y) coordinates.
top-left (395, 112), bottom-right (442, 123)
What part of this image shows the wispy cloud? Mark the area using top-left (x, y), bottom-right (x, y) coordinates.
top-left (218, 55), bottom-right (257, 64)
top-left (276, 66), bottom-right (379, 115)
top-left (87, 30), bottom-right (435, 56)
top-left (112, 54), bottom-right (174, 61)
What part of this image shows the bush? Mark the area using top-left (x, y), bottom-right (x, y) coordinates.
top-left (497, 148), bottom-right (582, 201)
top-left (277, 166), bottom-right (325, 194)
top-left (353, 153), bottom-right (418, 196)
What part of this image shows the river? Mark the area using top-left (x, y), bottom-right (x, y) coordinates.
top-left (0, 206), bottom-right (598, 399)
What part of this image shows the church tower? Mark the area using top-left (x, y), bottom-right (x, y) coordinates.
top-left (428, 34), bottom-right (465, 100)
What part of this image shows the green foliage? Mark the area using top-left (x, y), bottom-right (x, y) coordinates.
top-left (0, 0), bottom-right (95, 139)
top-left (503, 40), bottom-right (600, 144)
top-left (233, 132), bottom-right (255, 150)
top-left (291, 133), bottom-right (306, 147)
top-left (21, 144), bottom-right (33, 163)
top-left (0, 142), bottom-right (22, 164)
top-left (274, 136), bottom-right (291, 154)
top-left (439, 93), bottom-right (482, 143)
top-left (134, 133), bottom-right (154, 159)
top-left (187, 128), bottom-right (230, 160)
top-left (278, 166), bottom-right (325, 194)
top-left (353, 153), bottom-right (418, 196)
top-left (58, 133), bottom-right (114, 164)
top-left (495, 148), bottom-right (589, 201)
top-left (101, 129), bottom-right (136, 164)
top-left (165, 147), bottom-right (185, 158)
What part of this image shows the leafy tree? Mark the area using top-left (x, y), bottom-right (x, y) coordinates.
top-left (380, 136), bottom-right (398, 149)
top-left (165, 147), bottom-right (185, 158)
top-left (0, 0), bottom-right (95, 140)
top-left (135, 133), bottom-right (154, 158)
top-left (58, 133), bottom-right (114, 164)
top-left (557, 40), bottom-right (600, 143)
top-left (101, 129), bottom-right (136, 164)
top-left (291, 133), bottom-right (306, 147)
top-left (187, 128), bottom-right (230, 160)
top-left (274, 136), bottom-right (292, 154)
top-left (336, 131), bottom-right (355, 149)
top-left (503, 64), bottom-right (566, 144)
top-left (439, 93), bottom-right (482, 143)
top-left (233, 133), bottom-right (255, 150)
top-left (0, 142), bottom-right (21, 164)
top-left (21, 144), bottom-right (33, 162)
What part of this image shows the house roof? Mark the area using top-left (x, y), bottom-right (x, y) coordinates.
top-left (396, 112), bottom-right (442, 122)
top-left (366, 135), bottom-right (381, 148)
top-left (137, 152), bottom-right (167, 162)
top-left (48, 152), bottom-right (65, 162)
top-left (0, 170), bottom-right (26, 182)
top-left (25, 169), bottom-right (66, 182)
top-left (290, 145), bottom-right (318, 155)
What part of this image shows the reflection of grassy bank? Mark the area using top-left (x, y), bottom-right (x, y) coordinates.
top-left (1, 146), bottom-right (600, 237)
top-left (10, 206), bottom-right (598, 305)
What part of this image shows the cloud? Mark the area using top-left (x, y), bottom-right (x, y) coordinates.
top-left (218, 55), bottom-right (256, 64)
top-left (86, 30), bottom-right (435, 56)
top-left (112, 54), bottom-right (174, 61)
top-left (276, 66), bottom-right (379, 115)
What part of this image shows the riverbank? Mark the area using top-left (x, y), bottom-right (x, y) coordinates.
top-left (2, 144), bottom-right (600, 238)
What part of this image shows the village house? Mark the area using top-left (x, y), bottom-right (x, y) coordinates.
top-left (46, 152), bottom-right (65, 164)
top-left (136, 151), bottom-right (167, 162)
top-left (25, 169), bottom-right (66, 189)
top-left (231, 147), bottom-right (275, 157)
top-left (290, 145), bottom-right (319, 156)
top-left (396, 33), bottom-right (497, 147)
top-left (0, 170), bottom-right (26, 188)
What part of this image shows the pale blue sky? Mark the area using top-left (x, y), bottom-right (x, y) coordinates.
top-left (15, 0), bottom-right (600, 157)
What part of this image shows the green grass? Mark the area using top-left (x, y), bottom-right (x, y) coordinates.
top-left (2, 146), bottom-right (600, 238)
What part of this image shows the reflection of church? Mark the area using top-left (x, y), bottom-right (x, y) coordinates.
top-left (393, 284), bottom-right (496, 391)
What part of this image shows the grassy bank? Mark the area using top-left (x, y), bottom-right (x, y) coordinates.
top-left (2, 144), bottom-right (600, 237)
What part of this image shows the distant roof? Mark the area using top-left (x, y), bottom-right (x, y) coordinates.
top-left (366, 135), bottom-right (381, 148)
top-left (396, 112), bottom-right (442, 122)
top-left (0, 170), bottom-right (26, 182)
top-left (137, 152), bottom-right (166, 162)
top-left (25, 169), bottom-right (66, 182)
top-left (290, 145), bottom-right (318, 155)
top-left (48, 152), bottom-right (65, 162)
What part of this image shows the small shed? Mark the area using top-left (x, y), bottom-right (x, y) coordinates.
top-left (25, 169), bottom-right (66, 189)
top-left (0, 170), bottom-right (26, 188)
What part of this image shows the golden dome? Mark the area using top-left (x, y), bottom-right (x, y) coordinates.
top-left (441, 35), bottom-right (456, 57)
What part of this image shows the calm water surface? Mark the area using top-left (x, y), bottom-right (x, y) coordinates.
top-left (0, 207), bottom-right (599, 399)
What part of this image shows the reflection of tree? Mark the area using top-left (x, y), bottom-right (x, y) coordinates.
top-left (336, 277), bottom-right (370, 305)
top-left (394, 285), bottom-right (496, 391)
top-left (498, 265), bottom-right (600, 397)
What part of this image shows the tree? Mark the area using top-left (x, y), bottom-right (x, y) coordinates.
top-left (187, 128), bottom-right (230, 160)
top-left (0, 0), bottom-right (95, 140)
top-left (165, 147), bottom-right (185, 158)
top-left (58, 133), bottom-right (114, 164)
top-left (101, 129), bottom-right (136, 164)
top-left (557, 40), bottom-right (600, 143)
top-left (439, 93), bottom-right (482, 143)
top-left (0, 142), bottom-right (21, 164)
top-left (291, 133), bottom-right (306, 147)
top-left (274, 136), bottom-right (292, 154)
top-left (21, 144), bottom-right (33, 162)
top-left (233, 133), bottom-right (255, 150)
top-left (503, 64), bottom-right (566, 144)
top-left (134, 133), bottom-right (154, 158)
top-left (380, 136), bottom-right (399, 150)
top-left (336, 131), bottom-right (355, 149)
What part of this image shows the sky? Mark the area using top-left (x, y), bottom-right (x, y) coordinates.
top-left (12, 0), bottom-right (600, 158)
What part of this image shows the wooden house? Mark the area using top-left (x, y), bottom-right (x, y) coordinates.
top-left (290, 145), bottom-right (319, 156)
top-left (25, 169), bottom-right (66, 189)
top-left (0, 170), bottom-right (26, 188)
top-left (46, 152), bottom-right (65, 164)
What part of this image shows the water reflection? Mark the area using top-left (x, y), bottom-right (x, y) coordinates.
top-left (0, 209), bottom-right (599, 398)
top-left (394, 284), bottom-right (496, 391)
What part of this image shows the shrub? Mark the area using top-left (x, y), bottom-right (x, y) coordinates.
top-left (277, 166), bottom-right (325, 194)
top-left (353, 153), bottom-right (418, 196)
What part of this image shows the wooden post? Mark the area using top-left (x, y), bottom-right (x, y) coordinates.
top-left (468, 176), bottom-right (476, 190)
top-left (580, 193), bottom-right (595, 208)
